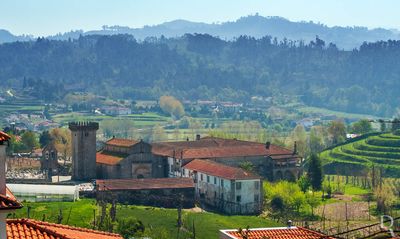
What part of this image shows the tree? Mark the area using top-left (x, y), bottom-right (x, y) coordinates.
top-left (264, 181), bottom-right (307, 219)
top-left (351, 119), bottom-right (372, 134)
top-left (116, 217), bottom-right (145, 239)
top-left (309, 126), bottom-right (326, 154)
top-left (379, 119), bottom-right (387, 132)
top-left (306, 193), bottom-right (321, 217)
top-left (297, 175), bottom-right (311, 193)
top-left (8, 134), bottom-right (25, 153)
top-left (50, 128), bottom-right (71, 161)
top-left (21, 131), bottom-right (39, 152)
top-left (307, 154), bottom-right (323, 191)
top-left (270, 196), bottom-right (285, 220)
top-left (239, 161), bottom-right (254, 172)
top-left (287, 125), bottom-right (308, 157)
top-left (39, 131), bottom-right (52, 148)
top-left (374, 183), bottom-right (395, 214)
top-left (328, 120), bottom-right (346, 145)
top-left (159, 96), bottom-right (185, 119)
top-left (392, 118), bottom-right (400, 132)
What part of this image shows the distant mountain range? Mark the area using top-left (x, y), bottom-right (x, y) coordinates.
top-left (2, 15), bottom-right (400, 49)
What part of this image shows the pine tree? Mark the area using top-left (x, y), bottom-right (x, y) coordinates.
top-left (307, 154), bottom-right (323, 191)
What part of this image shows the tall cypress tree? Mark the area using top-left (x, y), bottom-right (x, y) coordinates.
top-left (307, 154), bottom-right (323, 191)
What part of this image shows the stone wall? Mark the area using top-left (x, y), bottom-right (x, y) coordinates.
top-left (97, 187), bottom-right (195, 208)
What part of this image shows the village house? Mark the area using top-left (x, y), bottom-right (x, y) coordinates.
top-left (102, 106), bottom-right (132, 116)
top-left (70, 122), bottom-right (302, 183)
top-left (183, 159), bottom-right (263, 214)
top-left (69, 122), bottom-right (302, 214)
top-left (152, 136), bottom-right (302, 181)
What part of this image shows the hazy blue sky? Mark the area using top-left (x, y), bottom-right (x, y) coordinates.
top-left (1, 0), bottom-right (399, 36)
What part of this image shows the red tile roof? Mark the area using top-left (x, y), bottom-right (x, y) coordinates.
top-left (152, 137), bottom-right (298, 160)
top-left (96, 177), bottom-right (194, 191)
top-left (0, 131), bottom-right (11, 142)
top-left (6, 219), bottom-right (123, 239)
top-left (96, 151), bottom-right (127, 165)
top-left (106, 138), bottom-right (138, 147)
top-left (0, 189), bottom-right (22, 211)
top-left (6, 186), bottom-right (17, 201)
top-left (220, 226), bottom-right (335, 239)
top-left (183, 159), bottom-right (261, 180)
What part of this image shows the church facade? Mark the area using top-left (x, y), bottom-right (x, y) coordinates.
top-left (96, 138), bottom-right (165, 179)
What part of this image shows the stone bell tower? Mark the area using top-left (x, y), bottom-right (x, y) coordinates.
top-left (69, 122), bottom-right (99, 181)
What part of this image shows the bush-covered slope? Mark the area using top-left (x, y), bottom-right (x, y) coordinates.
top-left (320, 133), bottom-right (400, 177)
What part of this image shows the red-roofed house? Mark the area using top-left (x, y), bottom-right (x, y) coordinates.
top-left (152, 136), bottom-right (302, 181)
top-left (219, 226), bottom-right (336, 239)
top-left (69, 122), bottom-right (301, 184)
top-left (7, 219), bottom-right (123, 239)
top-left (183, 160), bottom-right (262, 214)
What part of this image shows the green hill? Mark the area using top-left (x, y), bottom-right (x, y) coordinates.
top-left (320, 132), bottom-right (400, 177)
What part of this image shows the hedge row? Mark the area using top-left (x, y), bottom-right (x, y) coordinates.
top-left (354, 141), bottom-right (400, 153)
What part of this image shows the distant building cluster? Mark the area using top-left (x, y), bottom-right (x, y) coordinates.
top-left (69, 121), bottom-right (302, 215)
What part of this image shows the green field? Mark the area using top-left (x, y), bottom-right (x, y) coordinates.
top-left (12, 199), bottom-right (281, 239)
top-left (298, 106), bottom-right (378, 120)
top-left (320, 133), bottom-right (400, 177)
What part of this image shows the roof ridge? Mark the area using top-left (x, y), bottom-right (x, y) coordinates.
top-left (28, 219), bottom-right (122, 237)
top-left (7, 219), bottom-right (68, 239)
top-left (0, 193), bottom-right (23, 210)
top-left (185, 159), bottom-right (261, 180)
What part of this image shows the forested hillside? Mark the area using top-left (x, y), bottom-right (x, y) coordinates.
top-left (1, 34), bottom-right (400, 116)
top-left (3, 15), bottom-right (400, 49)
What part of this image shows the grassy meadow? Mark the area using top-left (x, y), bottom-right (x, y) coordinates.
top-left (12, 199), bottom-right (281, 239)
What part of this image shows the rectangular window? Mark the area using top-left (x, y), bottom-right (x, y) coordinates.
top-left (170, 165), bottom-right (173, 172)
top-left (200, 174), bottom-right (203, 181)
top-left (236, 195), bottom-right (241, 203)
top-left (221, 193), bottom-right (224, 200)
top-left (254, 194), bottom-right (259, 202)
top-left (221, 179), bottom-right (224, 187)
top-left (207, 175), bottom-right (210, 183)
top-left (236, 182), bottom-right (242, 190)
top-left (254, 181), bottom-right (259, 190)
top-left (214, 177), bottom-right (217, 184)
top-left (183, 169), bottom-right (186, 175)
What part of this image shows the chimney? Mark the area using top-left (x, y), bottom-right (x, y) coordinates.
top-left (287, 220), bottom-right (293, 228)
top-left (293, 141), bottom-right (297, 155)
top-left (265, 141), bottom-right (271, 150)
top-left (196, 134), bottom-right (201, 141)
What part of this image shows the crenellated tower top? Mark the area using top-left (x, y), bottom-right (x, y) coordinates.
top-left (68, 122), bottom-right (99, 131)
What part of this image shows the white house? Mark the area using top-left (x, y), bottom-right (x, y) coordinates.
top-left (183, 159), bottom-right (263, 214)
top-left (102, 106), bottom-right (131, 116)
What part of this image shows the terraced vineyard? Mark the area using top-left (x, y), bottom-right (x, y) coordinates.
top-left (320, 132), bottom-right (400, 177)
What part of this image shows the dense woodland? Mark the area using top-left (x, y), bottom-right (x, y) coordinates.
top-left (1, 34), bottom-right (400, 116)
